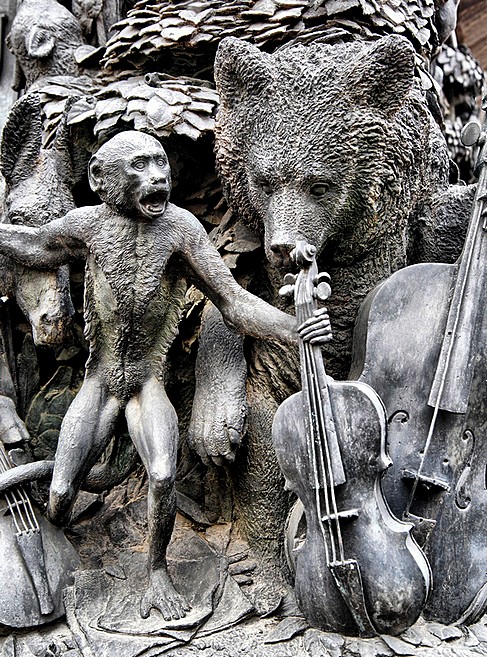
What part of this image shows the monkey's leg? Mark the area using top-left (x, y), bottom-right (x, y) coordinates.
top-left (125, 375), bottom-right (190, 621)
top-left (48, 374), bottom-right (121, 526)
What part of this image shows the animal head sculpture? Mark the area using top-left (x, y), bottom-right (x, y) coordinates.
top-left (6, 0), bottom-right (84, 90)
top-left (0, 93), bottom-right (75, 345)
top-left (215, 35), bottom-right (449, 268)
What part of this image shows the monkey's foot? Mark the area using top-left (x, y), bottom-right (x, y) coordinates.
top-left (140, 569), bottom-right (191, 621)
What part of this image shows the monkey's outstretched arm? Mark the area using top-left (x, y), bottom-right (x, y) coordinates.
top-left (0, 211), bottom-right (86, 269)
top-left (181, 213), bottom-right (297, 345)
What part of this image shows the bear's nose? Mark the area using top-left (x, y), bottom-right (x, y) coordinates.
top-left (269, 242), bottom-right (293, 267)
top-left (270, 242), bottom-right (293, 257)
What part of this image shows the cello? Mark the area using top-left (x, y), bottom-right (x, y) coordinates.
top-left (0, 439), bottom-right (79, 629)
top-left (272, 241), bottom-right (431, 636)
top-left (349, 102), bottom-right (487, 624)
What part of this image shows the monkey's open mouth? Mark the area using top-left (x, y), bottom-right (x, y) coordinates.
top-left (140, 191), bottom-right (168, 216)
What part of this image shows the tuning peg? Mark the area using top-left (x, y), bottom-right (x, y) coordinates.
top-left (314, 272), bottom-right (331, 286)
top-left (461, 121), bottom-right (481, 147)
top-left (283, 273), bottom-right (297, 285)
top-left (279, 284), bottom-right (295, 298)
top-left (313, 271), bottom-right (332, 301)
top-left (314, 282), bottom-right (331, 301)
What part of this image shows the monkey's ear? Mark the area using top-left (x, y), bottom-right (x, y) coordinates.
top-left (26, 26), bottom-right (55, 59)
top-left (347, 35), bottom-right (415, 117)
top-left (88, 156), bottom-right (103, 193)
top-left (215, 37), bottom-right (272, 109)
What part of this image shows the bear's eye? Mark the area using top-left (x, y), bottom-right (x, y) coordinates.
top-left (310, 182), bottom-right (330, 198)
top-left (8, 214), bottom-right (23, 225)
top-left (256, 179), bottom-right (272, 195)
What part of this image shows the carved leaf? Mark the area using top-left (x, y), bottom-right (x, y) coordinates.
top-left (101, 0), bottom-right (440, 71)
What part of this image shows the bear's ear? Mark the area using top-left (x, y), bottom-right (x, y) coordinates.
top-left (347, 35), bottom-right (415, 116)
top-left (215, 37), bottom-right (272, 108)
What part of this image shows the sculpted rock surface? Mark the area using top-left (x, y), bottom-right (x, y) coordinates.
top-left (0, 93), bottom-right (75, 346)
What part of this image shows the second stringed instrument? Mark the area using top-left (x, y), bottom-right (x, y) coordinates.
top-left (0, 439), bottom-right (79, 629)
top-left (272, 241), bottom-right (430, 636)
top-left (349, 104), bottom-right (487, 624)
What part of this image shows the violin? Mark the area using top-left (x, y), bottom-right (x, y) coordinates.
top-left (349, 103), bottom-right (487, 624)
top-left (272, 241), bottom-right (431, 636)
top-left (0, 440), bottom-right (79, 629)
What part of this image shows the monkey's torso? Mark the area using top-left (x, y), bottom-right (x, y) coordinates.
top-left (79, 204), bottom-right (188, 401)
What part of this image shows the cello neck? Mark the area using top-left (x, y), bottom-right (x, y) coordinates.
top-left (428, 113), bottom-right (487, 414)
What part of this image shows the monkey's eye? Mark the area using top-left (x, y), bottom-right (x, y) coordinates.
top-left (156, 158), bottom-right (167, 167)
top-left (8, 214), bottom-right (24, 225)
top-left (132, 159), bottom-right (147, 171)
top-left (310, 182), bottom-right (330, 198)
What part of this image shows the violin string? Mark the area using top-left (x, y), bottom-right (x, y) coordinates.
top-left (302, 339), bottom-right (337, 563)
top-left (298, 285), bottom-right (335, 564)
top-left (5, 488), bottom-right (29, 532)
top-left (304, 260), bottom-right (346, 562)
top-left (4, 491), bottom-right (22, 533)
top-left (0, 448), bottom-right (25, 531)
top-left (299, 265), bottom-right (345, 565)
top-left (306, 339), bottom-right (345, 563)
top-left (405, 177), bottom-right (484, 516)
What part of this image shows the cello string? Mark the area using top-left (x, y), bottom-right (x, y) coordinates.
top-left (17, 485), bottom-right (39, 531)
top-left (0, 444), bottom-right (38, 531)
top-left (405, 170), bottom-right (485, 516)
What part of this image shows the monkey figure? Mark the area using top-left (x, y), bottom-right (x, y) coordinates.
top-left (0, 130), bottom-right (330, 620)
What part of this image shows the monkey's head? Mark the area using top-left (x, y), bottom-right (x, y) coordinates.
top-left (88, 131), bottom-right (172, 220)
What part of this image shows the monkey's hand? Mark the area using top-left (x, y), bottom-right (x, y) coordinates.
top-left (298, 307), bottom-right (332, 345)
top-left (187, 303), bottom-right (247, 466)
top-left (0, 396), bottom-right (30, 445)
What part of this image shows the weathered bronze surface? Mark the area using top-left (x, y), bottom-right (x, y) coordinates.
top-left (0, 1), bottom-right (485, 656)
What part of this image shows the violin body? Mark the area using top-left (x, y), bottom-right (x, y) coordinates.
top-left (273, 380), bottom-right (430, 635)
top-left (272, 241), bottom-right (430, 636)
top-left (351, 261), bottom-right (487, 624)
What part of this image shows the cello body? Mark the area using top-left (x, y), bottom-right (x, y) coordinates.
top-left (0, 510), bottom-right (79, 629)
top-left (350, 261), bottom-right (487, 624)
top-left (271, 241), bottom-right (430, 636)
top-left (349, 113), bottom-right (487, 625)
top-left (0, 442), bottom-right (79, 629)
